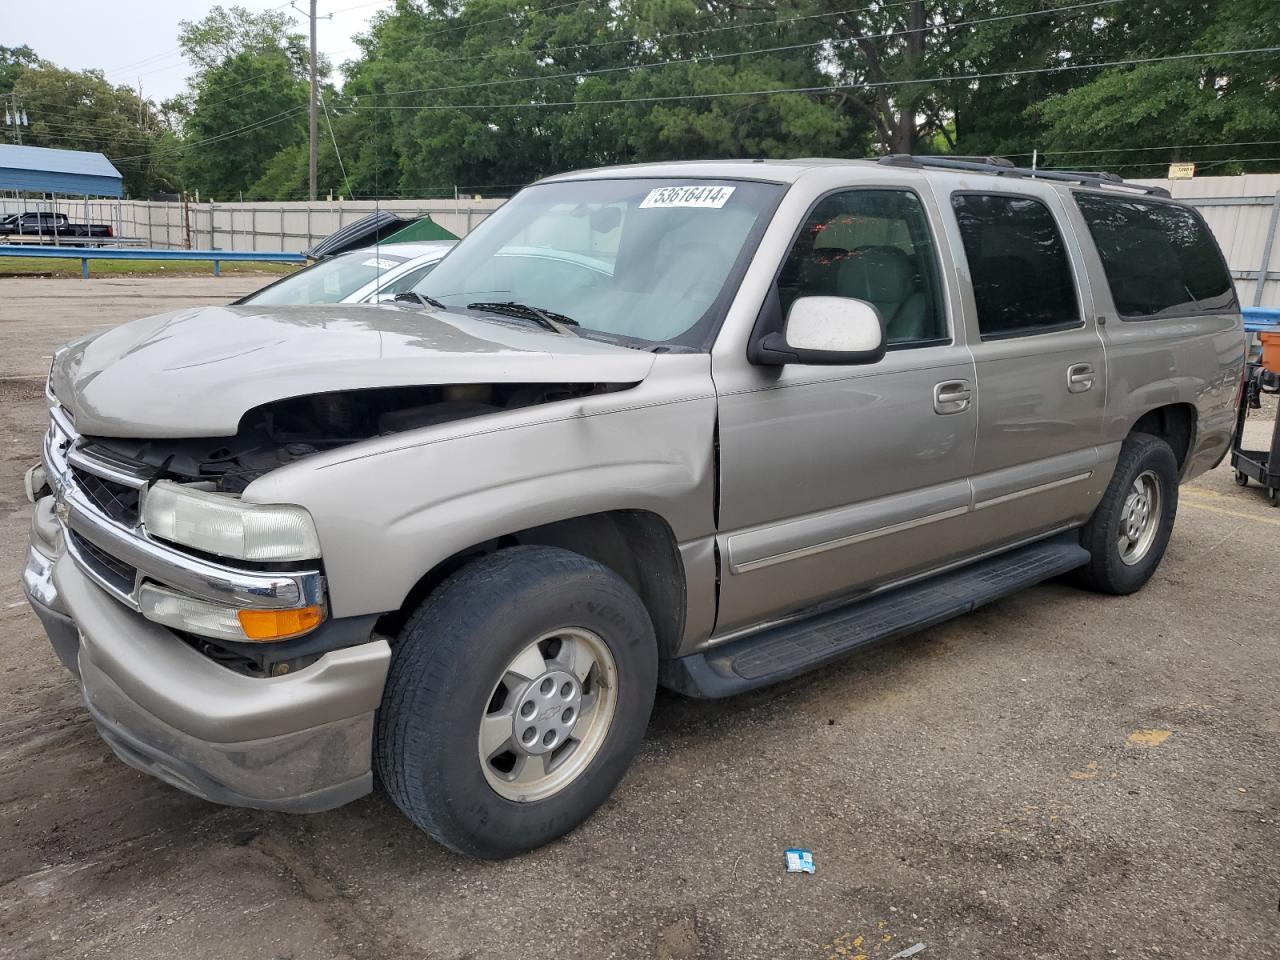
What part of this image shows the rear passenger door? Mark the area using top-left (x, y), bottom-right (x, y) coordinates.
top-left (943, 188), bottom-right (1107, 548)
top-left (1067, 191), bottom-right (1241, 477)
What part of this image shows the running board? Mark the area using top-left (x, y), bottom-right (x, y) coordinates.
top-left (661, 533), bottom-right (1089, 698)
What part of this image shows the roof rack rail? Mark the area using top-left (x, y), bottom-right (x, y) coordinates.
top-left (877, 154), bottom-right (1172, 198)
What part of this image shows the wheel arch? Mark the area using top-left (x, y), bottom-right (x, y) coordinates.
top-left (1128, 402), bottom-right (1196, 476)
top-left (378, 509), bottom-right (687, 659)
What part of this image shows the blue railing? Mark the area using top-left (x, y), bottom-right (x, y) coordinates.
top-left (0, 244), bottom-right (306, 278)
top-left (1243, 306), bottom-right (1280, 333)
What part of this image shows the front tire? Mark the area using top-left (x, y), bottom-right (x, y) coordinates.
top-left (375, 546), bottom-right (657, 859)
top-left (1074, 432), bottom-right (1179, 595)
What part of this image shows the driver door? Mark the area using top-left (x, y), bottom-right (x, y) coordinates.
top-left (711, 186), bottom-right (979, 635)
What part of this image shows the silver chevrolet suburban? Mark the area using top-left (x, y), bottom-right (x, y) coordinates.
top-left (23, 157), bottom-right (1244, 858)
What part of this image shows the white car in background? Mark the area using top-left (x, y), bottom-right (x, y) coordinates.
top-left (238, 241), bottom-right (456, 306)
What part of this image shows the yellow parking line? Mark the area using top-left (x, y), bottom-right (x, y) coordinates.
top-left (1179, 497), bottom-right (1280, 526)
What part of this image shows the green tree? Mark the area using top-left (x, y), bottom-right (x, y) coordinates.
top-left (336, 0), bottom-right (871, 196)
top-left (172, 5), bottom-right (320, 198)
top-left (1031, 0), bottom-right (1280, 176)
top-left (173, 0), bottom-right (1280, 199)
top-left (1, 44), bottom-right (38, 97)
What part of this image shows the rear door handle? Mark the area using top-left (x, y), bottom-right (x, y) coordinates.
top-left (933, 379), bottom-right (972, 415)
top-left (1067, 362), bottom-right (1095, 393)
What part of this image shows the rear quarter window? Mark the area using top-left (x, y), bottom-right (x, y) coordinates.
top-left (1073, 192), bottom-right (1236, 319)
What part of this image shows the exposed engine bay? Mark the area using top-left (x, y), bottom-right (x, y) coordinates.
top-left (74, 382), bottom-right (629, 492)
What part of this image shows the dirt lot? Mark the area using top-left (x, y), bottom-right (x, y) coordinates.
top-left (1, 277), bottom-right (1277, 960)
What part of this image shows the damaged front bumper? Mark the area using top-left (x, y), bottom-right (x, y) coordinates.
top-left (23, 484), bottom-right (390, 814)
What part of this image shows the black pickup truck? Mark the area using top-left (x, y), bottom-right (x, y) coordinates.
top-left (0, 212), bottom-right (113, 240)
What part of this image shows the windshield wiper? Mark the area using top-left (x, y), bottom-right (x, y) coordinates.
top-left (394, 291), bottom-right (449, 310)
top-left (466, 300), bottom-right (580, 334)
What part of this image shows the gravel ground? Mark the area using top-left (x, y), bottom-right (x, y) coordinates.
top-left (1, 278), bottom-right (1277, 960)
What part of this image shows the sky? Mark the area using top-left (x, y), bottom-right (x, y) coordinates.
top-left (4, 0), bottom-right (395, 103)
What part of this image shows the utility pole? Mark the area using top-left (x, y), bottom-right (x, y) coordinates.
top-left (309, 0), bottom-right (318, 201)
top-left (6, 93), bottom-right (27, 145)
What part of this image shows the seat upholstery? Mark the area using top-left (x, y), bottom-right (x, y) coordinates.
top-left (837, 246), bottom-right (928, 342)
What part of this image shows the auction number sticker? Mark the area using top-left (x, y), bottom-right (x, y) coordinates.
top-left (639, 185), bottom-right (736, 209)
top-left (362, 257), bottom-right (399, 269)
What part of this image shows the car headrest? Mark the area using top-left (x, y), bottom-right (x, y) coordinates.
top-left (838, 246), bottom-right (914, 305)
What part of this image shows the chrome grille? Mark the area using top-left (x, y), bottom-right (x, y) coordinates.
top-left (68, 530), bottom-right (138, 596)
top-left (72, 468), bottom-right (141, 526)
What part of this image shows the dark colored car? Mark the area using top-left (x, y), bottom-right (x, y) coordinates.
top-left (0, 211), bottom-right (113, 239)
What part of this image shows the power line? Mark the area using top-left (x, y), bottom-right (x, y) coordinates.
top-left (1045, 154), bottom-right (1280, 170)
top-left (99, 46), bottom-right (186, 79)
top-left (355, 0), bottom-right (1123, 103)
top-left (104, 44), bottom-right (1280, 164)
top-left (323, 0), bottom-right (595, 60)
top-left (318, 90), bottom-right (353, 198)
top-left (89, 0), bottom-right (921, 114)
top-left (109, 107), bottom-right (304, 163)
top-left (325, 0), bottom-right (392, 16)
top-left (1009, 139), bottom-right (1280, 158)
top-left (324, 0), bottom-right (929, 68)
top-left (348, 45), bottom-right (1280, 113)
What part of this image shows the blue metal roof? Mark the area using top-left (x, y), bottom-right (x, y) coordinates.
top-left (0, 144), bottom-right (123, 197)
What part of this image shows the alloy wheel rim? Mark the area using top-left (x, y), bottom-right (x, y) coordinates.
top-left (478, 627), bottom-right (618, 803)
top-left (1118, 469), bottom-right (1162, 566)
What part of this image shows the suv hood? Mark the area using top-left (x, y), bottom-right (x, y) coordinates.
top-left (51, 304), bottom-right (655, 437)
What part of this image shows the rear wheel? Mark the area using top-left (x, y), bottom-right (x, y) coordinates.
top-left (1074, 432), bottom-right (1179, 595)
top-left (375, 546), bottom-right (657, 859)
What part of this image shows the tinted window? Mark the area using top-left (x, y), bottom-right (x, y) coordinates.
top-left (777, 189), bottom-right (946, 345)
top-left (1073, 193), bottom-right (1235, 318)
top-left (952, 194), bottom-right (1081, 339)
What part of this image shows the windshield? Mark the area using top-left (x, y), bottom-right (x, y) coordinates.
top-left (415, 178), bottom-right (784, 347)
top-left (242, 250), bottom-right (408, 305)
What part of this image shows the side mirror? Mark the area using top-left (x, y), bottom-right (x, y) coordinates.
top-left (754, 296), bottom-right (886, 366)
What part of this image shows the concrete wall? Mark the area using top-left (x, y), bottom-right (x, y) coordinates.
top-left (0, 196), bottom-right (506, 251)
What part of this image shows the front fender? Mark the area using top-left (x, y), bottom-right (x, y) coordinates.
top-left (244, 357), bottom-right (717, 618)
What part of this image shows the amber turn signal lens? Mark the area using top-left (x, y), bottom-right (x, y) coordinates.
top-left (237, 605), bottom-right (324, 641)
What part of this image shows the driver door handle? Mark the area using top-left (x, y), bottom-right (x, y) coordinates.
top-left (933, 379), bottom-right (972, 415)
top-left (1067, 362), bottom-right (1095, 393)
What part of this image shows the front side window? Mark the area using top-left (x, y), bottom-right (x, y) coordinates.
top-left (418, 178), bottom-right (784, 348)
top-left (241, 250), bottom-right (408, 305)
top-left (1073, 192), bottom-right (1235, 319)
top-left (777, 189), bottom-right (947, 346)
top-left (951, 193), bottom-right (1081, 339)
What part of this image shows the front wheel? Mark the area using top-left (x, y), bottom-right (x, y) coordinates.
top-left (1074, 432), bottom-right (1179, 595)
top-left (375, 546), bottom-right (658, 859)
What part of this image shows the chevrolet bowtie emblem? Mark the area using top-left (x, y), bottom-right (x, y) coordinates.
top-left (53, 489), bottom-right (71, 525)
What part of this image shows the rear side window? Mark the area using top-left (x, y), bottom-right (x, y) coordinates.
top-left (951, 194), bottom-right (1081, 339)
top-left (1073, 193), bottom-right (1235, 319)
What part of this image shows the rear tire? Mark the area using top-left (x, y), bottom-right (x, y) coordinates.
top-left (1074, 432), bottom-right (1178, 595)
top-left (375, 546), bottom-right (657, 859)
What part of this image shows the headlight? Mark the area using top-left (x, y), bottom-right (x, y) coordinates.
top-left (140, 480), bottom-right (322, 562)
